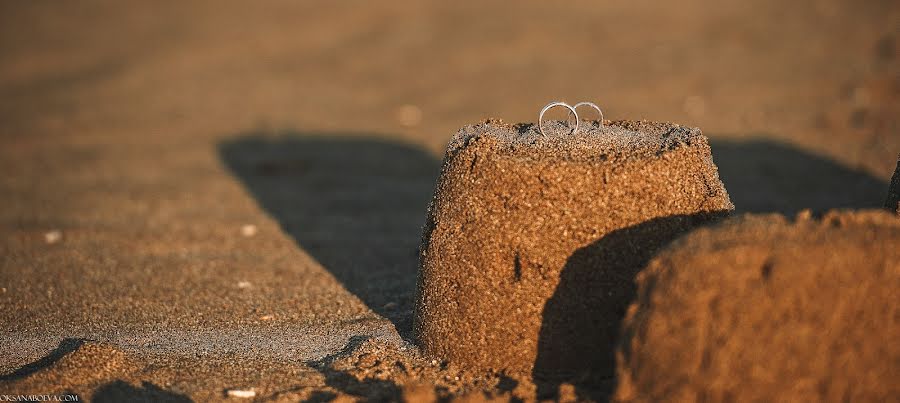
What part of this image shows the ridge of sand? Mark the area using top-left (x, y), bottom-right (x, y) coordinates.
top-left (0, 319), bottom-right (401, 373)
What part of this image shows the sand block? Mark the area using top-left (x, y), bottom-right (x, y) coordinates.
top-left (886, 154), bottom-right (900, 214)
top-left (414, 119), bottom-right (734, 382)
top-left (616, 210), bottom-right (900, 402)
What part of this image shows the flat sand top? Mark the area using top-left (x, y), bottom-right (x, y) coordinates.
top-left (449, 119), bottom-right (706, 163)
top-left (0, 1), bottom-right (897, 401)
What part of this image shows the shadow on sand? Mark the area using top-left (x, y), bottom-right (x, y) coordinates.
top-left (533, 213), bottom-right (729, 401)
top-left (218, 133), bottom-right (440, 338)
top-left (0, 339), bottom-right (190, 402)
top-left (0, 338), bottom-right (86, 381)
top-left (303, 335), bottom-right (403, 402)
top-left (710, 138), bottom-right (888, 214)
top-left (93, 381), bottom-right (192, 403)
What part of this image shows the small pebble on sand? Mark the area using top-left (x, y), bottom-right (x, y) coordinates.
top-left (240, 224), bottom-right (257, 237)
top-left (44, 230), bottom-right (62, 244)
top-left (225, 388), bottom-right (256, 398)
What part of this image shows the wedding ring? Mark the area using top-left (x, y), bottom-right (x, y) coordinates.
top-left (572, 102), bottom-right (604, 125)
top-left (538, 101), bottom-right (579, 137)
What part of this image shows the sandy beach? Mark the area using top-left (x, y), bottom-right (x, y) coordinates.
top-left (1, 1), bottom-right (897, 401)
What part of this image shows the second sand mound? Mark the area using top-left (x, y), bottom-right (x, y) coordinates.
top-left (616, 210), bottom-right (900, 402)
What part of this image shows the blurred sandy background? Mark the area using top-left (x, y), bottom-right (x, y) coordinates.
top-left (0, 0), bottom-right (897, 401)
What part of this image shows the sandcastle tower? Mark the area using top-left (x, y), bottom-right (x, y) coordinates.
top-left (616, 211), bottom-right (900, 402)
top-left (414, 118), bottom-right (734, 386)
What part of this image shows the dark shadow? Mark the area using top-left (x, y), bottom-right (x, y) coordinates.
top-left (93, 380), bottom-right (192, 403)
top-left (533, 212), bottom-right (729, 401)
top-left (303, 390), bottom-right (338, 403)
top-left (495, 373), bottom-right (518, 393)
top-left (710, 138), bottom-right (888, 214)
top-left (218, 133), bottom-right (440, 337)
top-left (305, 335), bottom-right (403, 403)
top-left (0, 338), bottom-right (85, 381)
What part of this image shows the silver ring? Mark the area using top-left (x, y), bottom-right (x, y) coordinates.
top-left (538, 101), bottom-right (579, 137)
top-left (572, 102), bottom-right (604, 125)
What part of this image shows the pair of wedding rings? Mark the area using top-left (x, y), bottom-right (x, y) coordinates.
top-left (538, 101), bottom-right (604, 137)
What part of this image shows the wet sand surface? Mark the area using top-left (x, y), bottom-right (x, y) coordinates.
top-left (1, 0), bottom-right (898, 401)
